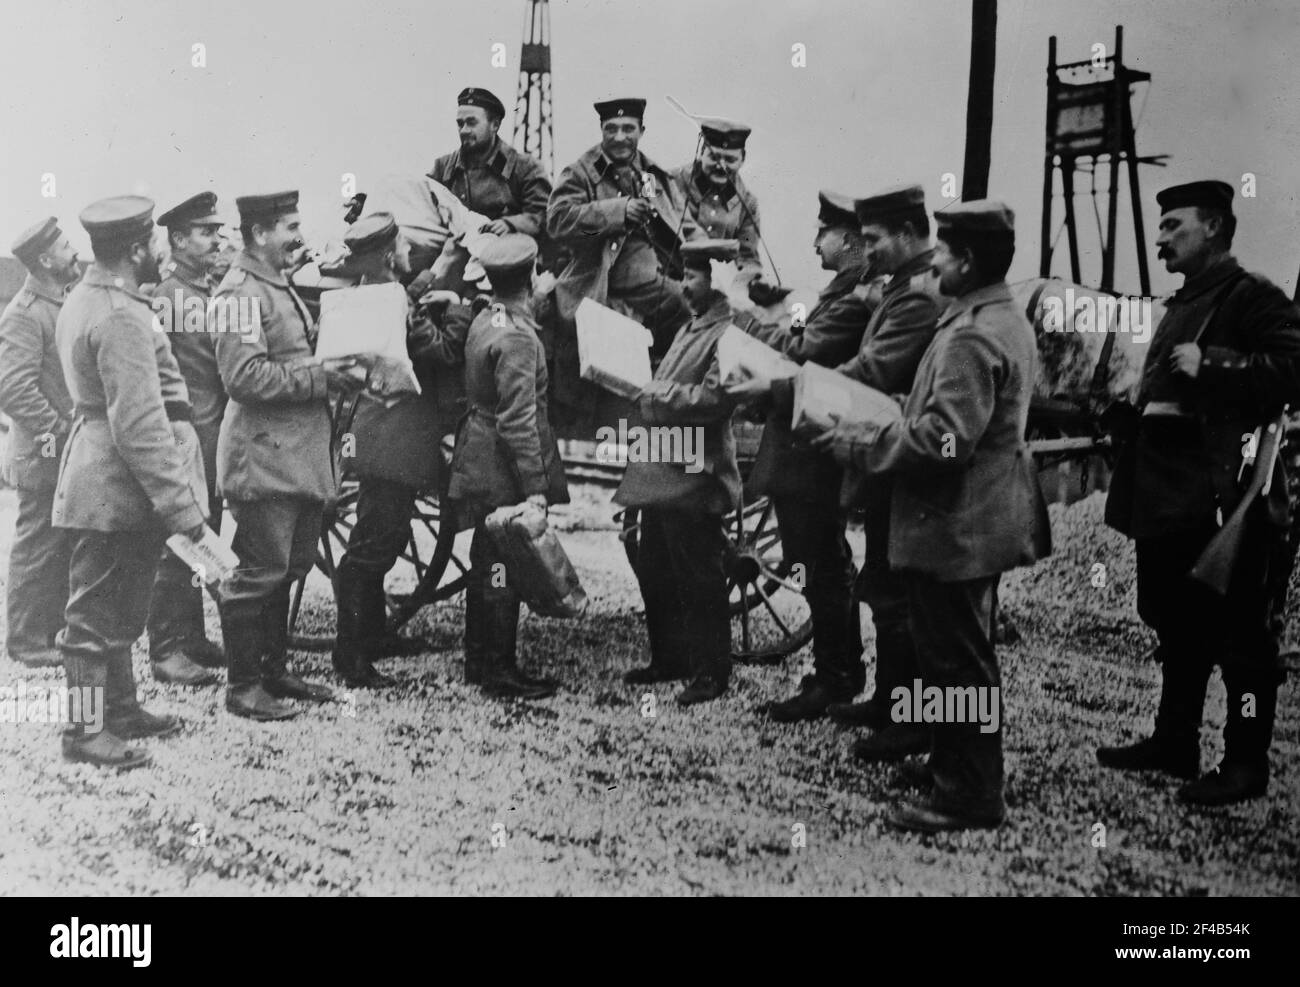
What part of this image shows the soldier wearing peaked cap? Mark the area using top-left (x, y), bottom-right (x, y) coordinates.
top-left (813, 199), bottom-right (1052, 831)
top-left (616, 238), bottom-right (755, 707)
top-left (447, 233), bottom-right (569, 700)
top-left (725, 190), bottom-right (878, 722)
top-left (211, 191), bottom-right (360, 721)
top-left (331, 213), bottom-right (475, 688)
top-left (669, 118), bottom-right (784, 306)
top-left (548, 98), bottom-right (697, 374)
top-left (428, 87), bottom-right (553, 241)
top-left (143, 191), bottom-right (228, 687)
top-left (823, 184), bottom-right (945, 750)
top-left (53, 196), bottom-right (211, 769)
top-left (0, 218), bottom-right (79, 668)
top-left (1098, 180), bottom-right (1300, 806)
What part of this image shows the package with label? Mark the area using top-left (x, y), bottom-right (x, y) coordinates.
top-left (315, 281), bottom-right (420, 396)
top-left (717, 324), bottom-right (798, 382)
top-left (484, 502), bottom-right (588, 619)
top-left (166, 527), bottom-right (240, 589)
top-left (576, 298), bottom-right (653, 399)
top-left (791, 361), bottom-right (902, 440)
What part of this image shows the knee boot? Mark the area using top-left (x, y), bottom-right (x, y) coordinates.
top-left (262, 583), bottom-right (333, 703)
top-left (332, 566), bottom-right (396, 688)
top-left (221, 601), bottom-right (299, 721)
top-left (61, 653), bottom-right (152, 769)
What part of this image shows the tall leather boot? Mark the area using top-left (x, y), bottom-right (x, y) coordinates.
top-left (1181, 666), bottom-right (1277, 805)
top-left (463, 566), bottom-right (490, 686)
top-left (222, 601), bottom-right (299, 721)
top-left (332, 566), bottom-right (396, 689)
top-left (829, 618), bottom-right (915, 729)
top-left (262, 582), bottom-right (333, 703)
top-left (61, 653), bottom-right (152, 769)
top-left (106, 648), bottom-right (181, 739)
top-left (477, 584), bottom-right (554, 700)
top-left (1098, 645), bottom-right (1208, 779)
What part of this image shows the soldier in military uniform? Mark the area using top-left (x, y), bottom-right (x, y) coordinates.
top-left (548, 98), bottom-right (696, 360)
top-left (669, 119), bottom-right (786, 306)
top-left (331, 212), bottom-right (473, 688)
top-left (447, 234), bottom-right (569, 700)
top-left (428, 87), bottom-right (552, 242)
top-left (1098, 180), bottom-right (1300, 805)
top-left (826, 185), bottom-right (944, 757)
top-left (616, 239), bottom-right (746, 706)
top-left (815, 201), bottom-right (1051, 831)
top-left (723, 191), bottom-right (876, 720)
top-left (144, 192), bottom-right (228, 686)
top-left (54, 196), bottom-right (210, 768)
top-left (0, 218), bottom-right (78, 667)
top-left (213, 191), bottom-right (359, 721)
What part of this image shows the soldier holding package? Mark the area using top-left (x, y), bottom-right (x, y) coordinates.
top-left (54, 196), bottom-right (210, 768)
top-left (331, 212), bottom-right (473, 688)
top-left (447, 234), bottom-right (569, 701)
top-left (1098, 180), bottom-right (1300, 805)
top-left (616, 239), bottom-right (749, 706)
top-left (0, 217), bottom-right (79, 668)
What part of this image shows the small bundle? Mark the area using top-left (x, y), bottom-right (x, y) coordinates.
top-left (716, 324), bottom-right (798, 382)
top-left (575, 298), bottom-right (653, 399)
top-left (484, 502), bottom-right (589, 618)
top-left (791, 361), bottom-right (902, 440)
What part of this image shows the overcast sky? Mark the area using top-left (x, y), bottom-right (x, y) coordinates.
top-left (2, 0), bottom-right (1297, 296)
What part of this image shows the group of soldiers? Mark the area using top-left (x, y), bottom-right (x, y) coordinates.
top-left (2, 84), bottom-right (1298, 833)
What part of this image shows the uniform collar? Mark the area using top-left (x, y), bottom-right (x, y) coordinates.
top-left (1170, 254), bottom-right (1241, 303)
top-left (590, 144), bottom-right (666, 181)
top-left (234, 249), bottom-right (291, 287)
top-left (883, 248), bottom-right (935, 294)
top-left (691, 163), bottom-right (738, 204)
top-left (21, 272), bottom-right (69, 306)
top-left (81, 263), bottom-right (152, 304)
top-left (937, 280), bottom-right (1012, 326)
top-left (164, 252), bottom-right (210, 292)
top-left (824, 264), bottom-right (869, 298)
top-left (449, 136), bottom-right (513, 178)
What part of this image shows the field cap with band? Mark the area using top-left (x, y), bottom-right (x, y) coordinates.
top-left (235, 190), bottom-right (300, 225)
top-left (594, 98), bottom-right (647, 122)
top-left (479, 233), bottom-right (538, 276)
top-left (817, 190), bottom-right (859, 230)
top-left (344, 212), bottom-right (400, 256)
top-left (458, 87), bottom-right (506, 120)
top-left (12, 217), bottom-right (62, 267)
top-left (855, 184), bottom-right (926, 226)
top-left (79, 196), bottom-right (155, 249)
top-left (681, 237), bottom-right (740, 270)
top-left (1156, 180), bottom-right (1234, 214)
top-left (935, 198), bottom-right (1016, 236)
top-left (158, 192), bottom-right (221, 229)
top-left (699, 118), bottom-right (751, 150)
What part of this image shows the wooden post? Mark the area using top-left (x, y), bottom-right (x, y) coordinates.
top-left (963, 0), bottom-right (998, 200)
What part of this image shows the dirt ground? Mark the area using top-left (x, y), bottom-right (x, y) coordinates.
top-left (0, 486), bottom-right (1296, 896)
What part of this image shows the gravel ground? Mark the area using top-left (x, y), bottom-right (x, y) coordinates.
top-left (0, 487), bottom-right (1295, 896)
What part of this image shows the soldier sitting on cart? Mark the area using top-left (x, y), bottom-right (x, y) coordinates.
top-left (331, 213), bottom-right (476, 688)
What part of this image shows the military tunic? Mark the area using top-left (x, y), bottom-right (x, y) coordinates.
top-left (212, 250), bottom-right (332, 612)
top-left (671, 162), bottom-right (762, 284)
top-left (0, 274), bottom-right (74, 660)
top-left (429, 137), bottom-right (553, 240)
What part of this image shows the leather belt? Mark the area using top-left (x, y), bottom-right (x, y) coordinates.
top-left (77, 401), bottom-right (193, 423)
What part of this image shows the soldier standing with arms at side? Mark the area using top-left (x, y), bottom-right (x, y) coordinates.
top-left (428, 88), bottom-right (553, 241)
top-left (331, 212), bottom-right (473, 688)
top-left (1098, 180), bottom-right (1300, 805)
top-left (447, 234), bottom-right (569, 700)
top-left (616, 239), bottom-right (747, 706)
top-left (724, 191), bottom-right (875, 720)
top-left (54, 196), bottom-right (210, 767)
top-left (548, 98), bottom-right (696, 359)
top-left (145, 192), bottom-right (228, 686)
top-left (669, 119), bottom-right (785, 305)
top-left (213, 191), bottom-right (357, 721)
top-left (0, 219), bottom-right (78, 667)
top-left (815, 201), bottom-right (1050, 831)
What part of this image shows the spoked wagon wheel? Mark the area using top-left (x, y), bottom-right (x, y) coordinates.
top-left (618, 495), bottom-right (813, 665)
top-left (287, 479), bottom-right (471, 650)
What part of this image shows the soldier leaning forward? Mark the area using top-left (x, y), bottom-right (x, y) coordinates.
top-left (725, 191), bottom-right (876, 722)
top-left (615, 239), bottom-right (748, 707)
top-left (331, 212), bottom-right (473, 688)
top-left (0, 217), bottom-right (78, 667)
top-left (212, 190), bottom-right (359, 721)
top-left (447, 234), bottom-right (569, 701)
top-left (1099, 180), bottom-right (1300, 805)
top-left (143, 192), bottom-right (229, 686)
top-left (816, 201), bottom-right (1051, 832)
top-left (53, 196), bottom-right (210, 769)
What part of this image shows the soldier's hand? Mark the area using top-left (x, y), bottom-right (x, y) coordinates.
top-left (406, 268), bottom-right (436, 303)
top-left (1171, 342), bottom-right (1202, 379)
top-left (625, 197), bottom-right (655, 227)
top-left (526, 493), bottom-right (549, 518)
top-left (810, 418), bottom-right (874, 467)
top-left (723, 372), bottom-right (774, 404)
top-left (748, 279), bottom-right (791, 307)
top-left (480, 219), bottom-right (512, 237)
top-left (321, 358), bottom-right (366, 394)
